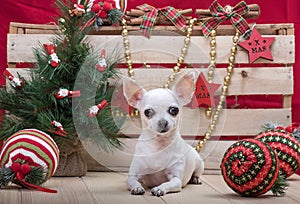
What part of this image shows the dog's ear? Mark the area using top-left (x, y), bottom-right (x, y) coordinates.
top-left (172, 72), bottom-right (196, 106)
top-left (123, 77), bottom-right (146, 109)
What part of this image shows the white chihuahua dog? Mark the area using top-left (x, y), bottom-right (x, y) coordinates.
top-left (123, 72), bottom-right (204, 197)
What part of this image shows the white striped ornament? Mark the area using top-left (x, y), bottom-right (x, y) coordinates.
top-left (0, 129), bottom-right (59, 180)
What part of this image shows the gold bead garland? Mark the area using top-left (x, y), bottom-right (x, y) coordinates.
top-left (195, 31), bottom-right (240, 152)
top-left (121, 18), bottom-right (197, 88)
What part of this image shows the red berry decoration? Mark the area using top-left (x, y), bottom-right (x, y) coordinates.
top-left (221, 139), bottom-right (287, 196)
top-left (255, 128), bottom-right (300, 178)
top-left (20, 164), bottom-right (31, 175)
top-left (102, 2), bottom-right (112, 11)
top-left (10, 162), bottom-right (21, 173)
top-left (91, 3), bottom-right (101, 13)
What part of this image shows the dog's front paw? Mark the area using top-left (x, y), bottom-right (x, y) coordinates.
top-left (131, 187), bottom-right (145, 195)
top-left (151, 187), bottom-right (166, 197)
top-left (189, 176), bottom-right (202, 185)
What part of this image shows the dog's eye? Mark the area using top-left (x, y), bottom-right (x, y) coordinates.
top-left (144, 109), bottom-right (155, 118)
top-left (168, 107), bottom-right (179, 116)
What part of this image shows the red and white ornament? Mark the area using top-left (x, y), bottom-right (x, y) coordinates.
top-left (88, 100), bottom-right (108, 118)
top-left (96, 49), bottom-right (107, 72)
top-left (55, 88), bottom-right (81, 99)
top-left (3, 70), bottom-right (24, 89)
top-left (50, 120), bottom-right (67, 137)
top-left (0, 129), bottom-right (59, 193)
top-left (69, 3), bottom-right (86, 17)
top-left (43, 44), bottom-right (60, 68)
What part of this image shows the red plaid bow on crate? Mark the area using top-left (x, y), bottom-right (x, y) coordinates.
top-left (137, 4), bottom-right (187, 38)
top-left (201, 0), bottom-right (251, 39)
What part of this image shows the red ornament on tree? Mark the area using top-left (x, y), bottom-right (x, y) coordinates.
top-left (88, 100), bottom-right (108, 118)
top-left (238, 28), bottom-right (275, 63)
top-left (96, 49), bottom-right (107, 72)
top-left (3, 70), bottom-right (24, 90)
top-left (190, 72), bottom-right (220, 108)
top-left (43, 44), bottom-right (60, 68)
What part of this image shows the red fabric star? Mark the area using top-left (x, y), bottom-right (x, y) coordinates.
top-left (189, 72), bottom-right (221, 108)
top-left (238, 28), bottom-right (275, 63)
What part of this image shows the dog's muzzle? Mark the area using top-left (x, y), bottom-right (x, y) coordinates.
top-left (157, 119), bottom-right (169, 133)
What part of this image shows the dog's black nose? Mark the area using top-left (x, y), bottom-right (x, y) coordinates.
top-left (158, 119), bottom-right (168, 132)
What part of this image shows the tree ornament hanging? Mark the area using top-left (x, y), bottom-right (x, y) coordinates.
top-left (0, 129), bottom-right (59, 193)
top-left (88, 100), bottom-right (108, 118)
top-left (3, 70), bottom-right (24, 90)
top-left (43, 44), bottom-right (60, 68)
top-left (238, 28), bottom-right (275, 63)
top-left (55, 88), bottom-right (81, 99)
top-left (221, 139), bottom-right (288, 197)
top-left (255, 123), bottom-right (300, 178)
top-left (190, 72), bottom-right (220, 108)
top-left (96, 49), bottom-right (107, 72)
top-left (50, 120), bottom-right (67, 137)
top-left (69, 3), bottom-right (86, 17)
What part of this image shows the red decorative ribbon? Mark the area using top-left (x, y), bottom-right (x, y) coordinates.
top-left (137, 4), bottom-right (187, 38)
top-left (201, 0), bottom-right (250, 38)
top-left (16, 172), bottom-right (57, 193)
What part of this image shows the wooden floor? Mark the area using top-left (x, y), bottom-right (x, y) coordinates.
top-left (1, 172), bottom-right (300, 204)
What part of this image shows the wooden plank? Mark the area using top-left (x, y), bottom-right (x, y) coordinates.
top-left (81, 172), bottom-right (165, 204)
top-left (11, 22), bottom-right (294, 36)
top-left (116, 67), bottom-right (293, 95)
top-left (120, 109), bottom-right (291, 136)
top-left (0, 185), bottom-right (21, 203)
top-left (7, 34), bottom-right (295, 64)
top-left (6, 67), bottom-right (293, 95)
top-left (20, 177), bottom-right (97, 204)
top-left (201, 174), bottom-right (300, 204)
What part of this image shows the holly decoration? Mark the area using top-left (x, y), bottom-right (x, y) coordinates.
top-left (255, 123), bottom-right (300, 178)
top-left (238, 28), bottom-right (275, 63)
top-left (0, 129), bottom-right (59, 193)
top-left (89, 0), bottom-right (123, 30)
top-left (221, 139), bottom-right (288, 197)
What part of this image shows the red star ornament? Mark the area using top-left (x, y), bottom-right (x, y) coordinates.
top-left (238, 28), bottom-right (275, 63)
top-left (190, 72), bottom-right (221, 108)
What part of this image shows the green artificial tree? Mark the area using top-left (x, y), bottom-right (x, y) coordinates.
top-left (0, 0), bottom-right (125, 161)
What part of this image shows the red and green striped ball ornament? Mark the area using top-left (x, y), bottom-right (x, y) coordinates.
top-left (0, 129), bottom-right (59, 193)
top-left (221, 139), bottom-right (288, 197)
top-left (255, 123), bottom-right (300, 178)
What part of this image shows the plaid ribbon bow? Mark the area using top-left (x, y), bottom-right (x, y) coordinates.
top-left (137, 4), bottom-right (187, 38)
top-left (202, 0), bottom-right (251, 38)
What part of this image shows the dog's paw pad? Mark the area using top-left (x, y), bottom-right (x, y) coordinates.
top-left (151, 188), bottom-right (165, 197)
top-left (189, 176), bottom-right (202, 185)
top-left (131, 187), bottom-right (145, 195)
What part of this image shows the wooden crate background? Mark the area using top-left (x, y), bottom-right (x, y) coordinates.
top-left (6, 22), bottom-right (295, 174)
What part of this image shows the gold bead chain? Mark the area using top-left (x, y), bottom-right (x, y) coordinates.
top-left (205, 29), bottom-right (217, 117)
top-left (121, 18), bottom-right (197, 88)
top-left (195, 31), bottom-right (240, 152)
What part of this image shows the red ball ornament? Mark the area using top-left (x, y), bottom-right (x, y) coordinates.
top-left (20, 164), bottom-right (31, 175)
top-left (255, 129), bottom-right (300, 178)
top-left (99, 10), bottom-right (108, 18)
top-left (91, 3), bottom-right (101, 13)
top-left (102, 2), bottom-right (112, 11)
top-left (221, 139), bottom-right (282, 196)
top-left (10, 162), bottom-right (21, 173)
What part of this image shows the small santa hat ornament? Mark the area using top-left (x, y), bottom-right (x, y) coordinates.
top-left (221, 139), bottom-right (288, 197)
top-left (0, 129), bottom-right (59, 193)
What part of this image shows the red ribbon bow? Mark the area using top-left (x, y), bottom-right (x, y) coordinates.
top-left (201, 0), bottom-right (250, 38)
top-left (137, 4), bottom-right (187, 38)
